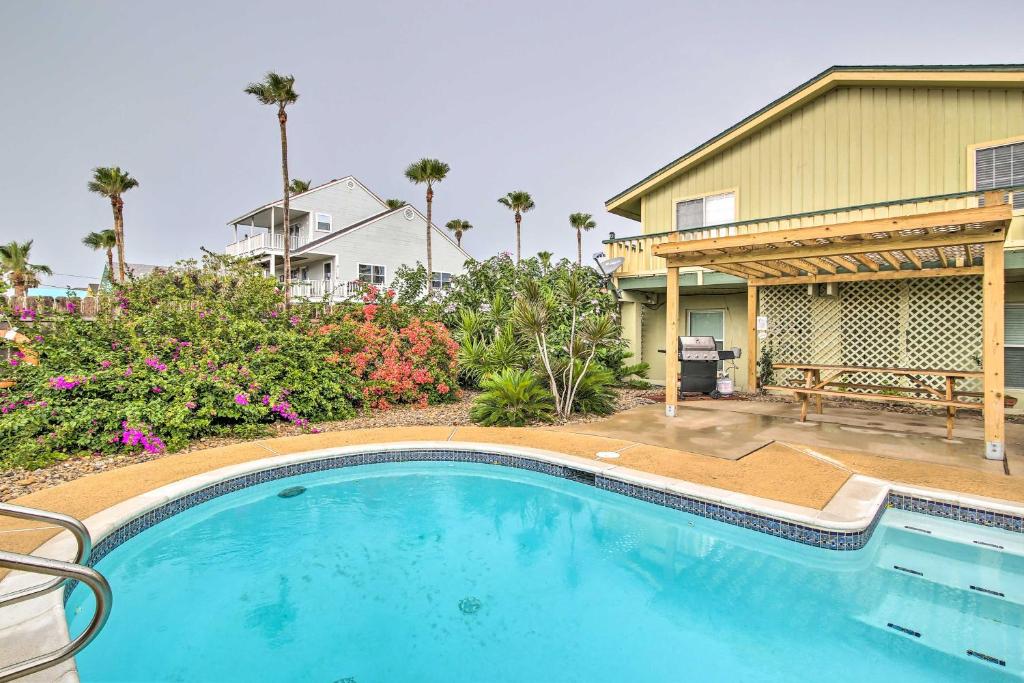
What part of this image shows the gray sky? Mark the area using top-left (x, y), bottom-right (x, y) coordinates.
top-left (2, 0), bottom-right (1023, 288)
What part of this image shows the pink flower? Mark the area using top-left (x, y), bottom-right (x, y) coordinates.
top-left (289, 315), bottom-right (300, 326)
top-left (64, 300), bottom-right (77, 313)
top-left (123, 366), bottom-right (133, 377)
top-left (234, 393), bottom-right (249, 406)
top-left (99, 360), bottom-right (112, 369)
top-left (185, 401), bottom-right (197, 410)
top-left (144, 357), bottom-right (167, 372)
top-left (151, 386), bottom-right (163, 393)
top-left (49, 376), bottom-right (83, 390)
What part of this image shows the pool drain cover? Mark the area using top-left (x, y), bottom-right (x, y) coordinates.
top-left (458, 597), bottom-right (482, 615)
top-left (277, 486), bottom-right (306, 498)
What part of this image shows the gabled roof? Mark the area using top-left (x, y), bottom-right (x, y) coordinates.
top-left (295, 204), bottom-right (471, 258)
top-left (226, 175), bottom-right (387, 225)
top-left (606, 64), bottom-right (1024, 220)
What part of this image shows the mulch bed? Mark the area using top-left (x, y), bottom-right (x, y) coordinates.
top-left (0, 388), bottom-right (660, 502)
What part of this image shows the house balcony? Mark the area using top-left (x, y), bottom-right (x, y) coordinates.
top-left (226, 232), bottom-right (308, 257)
top-left (604, 187), bottom-right (1021, 280)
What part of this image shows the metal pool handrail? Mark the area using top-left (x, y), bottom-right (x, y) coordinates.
top-left (0, 503), bottom-right (92, 608)
top-left (0, 503), bottom-right (111, 682)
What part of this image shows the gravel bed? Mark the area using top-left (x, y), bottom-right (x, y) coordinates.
top-left (0, 388), bottom-right (658, 502)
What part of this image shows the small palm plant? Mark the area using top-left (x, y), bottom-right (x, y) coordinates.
top-left (385, 198), bottom-right (407, 209)
top-left (513, 272), bottom-right (617, 418)
top-left (445, 218), bottom-right (473, 248)
top-left (82, 229), bottom-right (118, 286)
top-left (87, 167), bottom-right (139, 283)
top-left (288, 178), bottom-right (311, 194)
top-left (0, 240), bottom-right (52, 301)
top-left (470, 368), bottom-right (554, 426)
top-left (404, 158), bottom-right (450, 291)
top-left (569, 212), bottom-right (597, 265)
top-left (245, 71), bottom-right (299, 308)
top-left (497, 191), bottom-right (535, 265)
top-left (536, 251), bottom-right (554, 274)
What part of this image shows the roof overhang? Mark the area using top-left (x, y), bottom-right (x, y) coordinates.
top-left (652, 202), bottom-right (1013, 285)
top-left (606, 65), bottom-right (1024, 221)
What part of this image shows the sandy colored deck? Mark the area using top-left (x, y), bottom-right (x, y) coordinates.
top-left (2, 420), bottom-right (1022, 560)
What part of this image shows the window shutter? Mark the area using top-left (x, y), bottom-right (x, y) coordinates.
top-left (1005, 306), bottom-right (1024, 388)
top-left (976, 143), bottom-right (1024, 209)
top-left (675, 199), bottom-right (704, 231)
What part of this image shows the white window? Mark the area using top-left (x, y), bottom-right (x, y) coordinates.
top-left (358, 264), bottom-right (386, 285)
top-left (315, 212), bottom-right (332, 232)
top-left (323, 262), bottom-right (332, 281)
top-left (431, 271), bottom-right (453, 290)
top-left (675, 192), bottom-right (736, 231)
top-left (976, 142), bottom-right (1024, 209)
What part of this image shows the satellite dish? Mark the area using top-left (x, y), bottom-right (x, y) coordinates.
top-left (597, 256), bottom-right (625, 274)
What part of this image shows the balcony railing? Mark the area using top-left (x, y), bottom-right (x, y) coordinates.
top-left (603, 186), bottom-right (1021, 278)
top-left (286, 279), bottom-right (366, 301)
top-left (226, 232), bottom-right (308, 256)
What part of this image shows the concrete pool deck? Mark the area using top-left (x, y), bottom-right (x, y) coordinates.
top-left (1, 421), bottom-right (1022, 559)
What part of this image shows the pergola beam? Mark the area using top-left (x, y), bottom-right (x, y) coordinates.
top-left (653, 204), bottom-right (1011, 258)
top-left (879, 251), bottom-right (903, 270)
top-left (899, 249), bottom-right (923, 269)
top-left (804, 256), bottom-right (838, 273)
top-left (852, 254), bottom-right (881, 271)
top-left (747, 265), bottom-right (983, 286)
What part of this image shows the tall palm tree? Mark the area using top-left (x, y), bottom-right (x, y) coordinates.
top-left (445, 218), bottom-right (473, 248)
top-left (288, 178), bottom-right (311, 195)
top-left (0, 240), bottom-right (52, 300)
top-left (82, 229), bottom-right (117, 286)
top-left (87, 167), bottom-right (138, 283)
top-left (404, 158), bottom-right (449, 292)
top-left (568, 212), bottom-right (597, 266)
top-left (385, 198), bottom-right (407, 209)
top-left (497, 191), bottom-right (535, 265)
top-left (245, 71), bottom-right (299, 308)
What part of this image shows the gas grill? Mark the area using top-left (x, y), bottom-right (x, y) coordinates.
top-left (676, 336), bottom-right (741, 398)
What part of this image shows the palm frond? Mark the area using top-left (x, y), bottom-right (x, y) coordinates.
top-left (245, 72), bottom-right (298, 107)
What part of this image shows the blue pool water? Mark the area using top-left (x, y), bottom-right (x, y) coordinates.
top-left (67, 461), bottom-right (1023, 682)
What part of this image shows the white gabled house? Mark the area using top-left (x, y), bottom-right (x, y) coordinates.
top-left (225, 176), bottom-right (469, 299)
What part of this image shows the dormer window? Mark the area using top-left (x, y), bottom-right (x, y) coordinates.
top-left (315, 213), bottom-right (332, 232)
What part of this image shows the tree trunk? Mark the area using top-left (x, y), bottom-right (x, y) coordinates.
top-left (111, 197), bottom-right (126, 283)
top-left (515, 213), bottom-right (522, 265)
top-left (426, 185), bottom-right (434, 292)
top-left (279, 108), bottom-right (291, 310)
top-left (105, 247), bottom-right (114, 286)
top-left (577, 229), bottom-right (582, 265)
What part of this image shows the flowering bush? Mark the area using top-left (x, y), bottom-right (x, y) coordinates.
top-left (0, 256), bottom-right (458, 469)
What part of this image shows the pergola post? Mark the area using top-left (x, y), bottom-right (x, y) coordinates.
top-left (665, 266), bottom-right (680, 415)
top-left (982, 241), bottom-right (1005, 460)
top-left (747, 284), bottom-right (758, 390)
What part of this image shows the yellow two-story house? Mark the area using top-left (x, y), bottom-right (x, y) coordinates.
top-left (605, 65), bottom-right (1024, 415)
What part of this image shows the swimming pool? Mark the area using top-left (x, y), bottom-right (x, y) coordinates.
top-left (67, 460), bottom-right (1022, 682)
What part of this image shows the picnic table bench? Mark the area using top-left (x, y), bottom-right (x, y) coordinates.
top-left (762, 363), bottom-right (987, 439)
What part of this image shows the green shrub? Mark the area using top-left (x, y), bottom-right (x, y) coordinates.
top-left (470, 368), bottom-right (553, 427)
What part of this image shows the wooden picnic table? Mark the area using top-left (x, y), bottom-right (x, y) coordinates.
top-left (763, 363), bottom-right (985, 439)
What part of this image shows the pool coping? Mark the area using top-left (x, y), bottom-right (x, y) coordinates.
top-left (2, 440), bottom-right (1023, 682)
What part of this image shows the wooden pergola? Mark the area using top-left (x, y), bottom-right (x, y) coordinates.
top-left (652, 194), bottom-right (1014, 460)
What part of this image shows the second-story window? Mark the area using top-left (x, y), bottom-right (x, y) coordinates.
top-left (358, 264), bottom-right (386, 285)
top-left (675, 192), bottom-right (735, 231)
top-left (316, 213), bottom-right (332, 232)
top-left (976, 142), bottom-right (1024, 209)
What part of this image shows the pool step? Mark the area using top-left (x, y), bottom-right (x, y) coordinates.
top-left (855, 589), bottom-right (1024, 674)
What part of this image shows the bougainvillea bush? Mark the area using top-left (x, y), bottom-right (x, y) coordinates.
top-left (0, 256), bottom-right (458, 469)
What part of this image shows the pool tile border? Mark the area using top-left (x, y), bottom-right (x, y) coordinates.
top-left (69, 446), bottom-right (1023, 600)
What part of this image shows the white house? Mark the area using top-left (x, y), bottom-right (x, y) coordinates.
top-left (225, 176), bottom-right (469, 299)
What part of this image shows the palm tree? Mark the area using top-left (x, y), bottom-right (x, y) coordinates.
top-left (87, 167), bottom-right (138, 283)
top-left (404, 158), bottom-right (450, 292)
top-left (497, 191), bottom-right (535, 265)
top-left (568, 212), bottom-right (597, 266)
top-left (445, 219), bottom-right (473, 248)
top-left (245, 71), bottom-right (299, 308)
top-left (288, 178), bottom-right (311, 195)
top-left (82, 230), bottom-right (117, 286)
top-left (385, 198), bottom-right (407, 210)
top-left (537, 250), bottom-right (554, 274)
top-left (0, 240), bottom-right (52, 301)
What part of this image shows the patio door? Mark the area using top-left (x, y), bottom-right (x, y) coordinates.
top-left (688, 310), bottom-right (725, 369)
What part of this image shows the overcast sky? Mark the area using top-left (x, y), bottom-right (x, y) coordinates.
top-left (2, 0), bottom-right (1023, 287)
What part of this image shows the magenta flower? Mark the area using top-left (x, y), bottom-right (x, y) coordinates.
top-left (185, 401), bottom-right (197, 410)
top-left (151, 386), bottom-right (163, 393)
top-left (234, 393), bottom-right (249, 406)
top-left (120, 422), bottom-right (166, 454)
top-left (99, 360), bottom-right (112, 369)
top-left (49, 376), bottom-right (83, 390)
top-left (65, 300), bottom-right (77, 313)
top-left (123, 366), bottom-right (133, 377)
top-left (289, 315), bottom-right (300, 326)
top-left (144, 357), bottom-right (168, 372)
